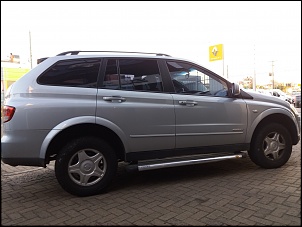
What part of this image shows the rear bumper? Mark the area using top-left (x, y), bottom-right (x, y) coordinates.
top-left (1, 129), bottom-right (50, 167)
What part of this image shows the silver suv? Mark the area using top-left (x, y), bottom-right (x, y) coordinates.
top-left (2, 51), bottom-right (300, 197)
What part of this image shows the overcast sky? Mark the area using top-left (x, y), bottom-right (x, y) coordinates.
top-left (1, 1), bottom-right (301, 85)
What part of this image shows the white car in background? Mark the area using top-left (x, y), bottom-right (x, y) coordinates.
top-left (270, 89), bottom-right (294, 104)
top-left (292, 90), bottom-right (301, 107)
top-left (256, 89), bottom-right (273, 96)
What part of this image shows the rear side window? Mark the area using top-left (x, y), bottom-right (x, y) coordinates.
top-left (37, 59), bottom-right (101, 88)
top-left (102, 59), bottom-right (163, 92)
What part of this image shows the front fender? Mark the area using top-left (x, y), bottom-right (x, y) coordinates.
top-left (246, 107), bottom-right (297, 143)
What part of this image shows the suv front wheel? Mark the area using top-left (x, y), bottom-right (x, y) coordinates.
top-left (55, 137), bottom-right (117, 197)
top-left (248, 123), bottom-right (292, 169)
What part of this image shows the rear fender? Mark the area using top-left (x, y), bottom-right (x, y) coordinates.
top-left (39, 116), bottom-right (128, 160)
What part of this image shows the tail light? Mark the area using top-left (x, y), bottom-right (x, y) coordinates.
top-left (3, 105), bottom-right (16, 123)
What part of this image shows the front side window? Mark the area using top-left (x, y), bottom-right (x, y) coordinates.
top-left (38, 59), bottom-right (100, 88)
top-left (167, 61), bottom-right (228, 97)
top-left (102, 59), bottom-right (163, 92)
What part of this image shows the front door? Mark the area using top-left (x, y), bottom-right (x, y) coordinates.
top-left (166, 60), bottom-right (247, 149)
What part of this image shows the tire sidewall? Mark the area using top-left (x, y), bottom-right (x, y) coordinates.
top-left (55, 137), bottom-right (117, 197)
top-left (249, 123), bottom-right (292, 169)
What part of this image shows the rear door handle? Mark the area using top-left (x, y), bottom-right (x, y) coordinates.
top-left (178, 100), bottom-right (197, 106)
top-left (103, 96), bottom-right (126, 103)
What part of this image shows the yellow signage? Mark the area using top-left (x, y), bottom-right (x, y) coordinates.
top-left (2, 68), bottom-right (30, 92)
top-left (209, 44), bottom-right (223, 61)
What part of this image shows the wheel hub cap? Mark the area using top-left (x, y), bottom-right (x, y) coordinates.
top-left (271, 141), bottom-right (278, 150)
top-left (81, 160), bottom-right (95, 174)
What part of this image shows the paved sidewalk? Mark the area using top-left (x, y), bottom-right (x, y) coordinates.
top-left (1, 139), bottom-right (301, 226)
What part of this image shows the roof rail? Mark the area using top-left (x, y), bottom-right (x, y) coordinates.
top-left (37, 57), bottom-right (48, 64)
top-left (57, 51), bottom-right (171, 57)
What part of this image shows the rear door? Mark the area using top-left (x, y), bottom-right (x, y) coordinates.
top-left (96, 58), bottom-right (175, 153)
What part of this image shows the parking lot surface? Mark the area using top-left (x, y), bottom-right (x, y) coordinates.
top-left (1, 108), bottom-right (301, 225)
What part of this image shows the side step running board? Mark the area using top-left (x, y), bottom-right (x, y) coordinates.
top-left (126, 152), bottom-right (247, 172)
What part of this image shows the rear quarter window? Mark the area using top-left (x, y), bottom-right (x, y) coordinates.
top-left (37, 58), bottom-right (101, 88)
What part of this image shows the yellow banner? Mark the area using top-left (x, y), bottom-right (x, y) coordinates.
top-left (209, 44), bottom-right (223, 61)
top-left (2, 67), bottom-right (30, 92)
top-left (3, 68), bottom-right (30, 81)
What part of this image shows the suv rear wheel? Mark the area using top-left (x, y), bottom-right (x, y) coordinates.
top-left (248, 123), bottom-right (292, 169)
top-left (55, 137), bottom-right (117, 197)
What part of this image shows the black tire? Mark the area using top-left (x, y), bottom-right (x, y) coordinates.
top-left (248, 123), bottom-right (292, 169)
top-left (55, 137), bottom-right (117, 197)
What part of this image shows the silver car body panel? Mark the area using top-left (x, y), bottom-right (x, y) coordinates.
top-left (172, 94), bottom-right (248, 148)
top-left (243, 90), bottom-right (300, 142)
top-left (39, 116), bottom-right (96, 159)
top-left (96, 89), bottom-right (175, 153)
top-left (2, 60), bottom-right (97, 161)
top-left (1, 129), bottom-right (50, 160)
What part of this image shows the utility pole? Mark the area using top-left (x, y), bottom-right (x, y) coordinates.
top-left (222, 45), bottom-right (224, 77)
top-left (269, 60), bottom-right (275, 89)
top-left (29, 30), bottom-right (33, 69)
top-left (271, 61), bottom-right (274, 89)
top-left (226, 65), bottom-right (228, 79)
top-left (253, 43), bottom-right (256, 91)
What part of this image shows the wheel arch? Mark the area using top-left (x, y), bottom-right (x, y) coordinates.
top-left (250, 113), bottom-right (299, 146)
top-left (43, 123), bottom-right (126, 166)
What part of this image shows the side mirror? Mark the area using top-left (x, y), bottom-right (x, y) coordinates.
top-left (231, 83), bottom-right (240, 96)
